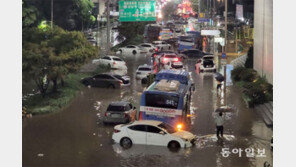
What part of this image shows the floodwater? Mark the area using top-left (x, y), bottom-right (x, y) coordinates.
top-left (23, 51), bottom-right (272, 166)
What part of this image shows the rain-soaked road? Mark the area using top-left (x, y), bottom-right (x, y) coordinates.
top-left (23, 40), bottom-right (272, 166)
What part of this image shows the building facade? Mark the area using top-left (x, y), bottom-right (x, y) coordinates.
top-left (254, 0), bottom-right (273, 84)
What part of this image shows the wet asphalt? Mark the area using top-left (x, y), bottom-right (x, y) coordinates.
top-left (23, 28), bottom-right (273, 167)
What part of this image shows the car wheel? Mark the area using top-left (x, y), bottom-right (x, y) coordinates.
top-left (120, 137), bottom-right (132, 149)
top-left (132, 50), bottom-right (137, 54)
top-left (82, 80), bottom-right (90, 86)
top-left (108, 84), bottom-right (115, 89)
top-left (168, 141), bottom-right (181, 150)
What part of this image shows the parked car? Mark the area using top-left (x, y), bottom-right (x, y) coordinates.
top-left (92, 56), bottom-right (127, 69)
top-left (112, 120), bottom-right (197, 149)
top-left (199, 55), bottom-right (216, 72)
top-left (81, 73), bottom-right (128, 88)
top-left (136, 64), bottom-right (154, 79)
top-left (103, 102), bottom-right (137, 124)
top-left (138, 43), bottom-right (157, 53)
top-left (118, 45), bottom-right (146, 55)
top-left (181, 49), bottom-right (207, 58)
top-left (152, 41), bottom-right (171, 51)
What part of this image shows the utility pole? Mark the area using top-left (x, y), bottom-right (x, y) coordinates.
top-left (224, 0), bottom-right (228, 53)
top-left (106, 0), bottom-right (111, 54)
top-left (96, 3), bottom-right (99, 47)
top-left (224, 64), bottom-right (227, 105)
top-left (51, 0), bottom-right (53, 28)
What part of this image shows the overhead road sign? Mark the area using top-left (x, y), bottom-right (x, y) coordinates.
top-left (119, 0), bottom-right (156, 22)
top-left (201, 30), bottom-right (221, 36)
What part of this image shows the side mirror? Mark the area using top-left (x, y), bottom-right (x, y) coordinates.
top-left (159, 131), bottom-right (166, 135)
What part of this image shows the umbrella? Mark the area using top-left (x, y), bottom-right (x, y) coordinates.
top-left (215, 72), bottom-right (225, 82)
top-left (215, 106), bottom-right (235, 113)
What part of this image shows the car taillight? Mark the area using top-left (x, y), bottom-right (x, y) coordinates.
top-left (114, 129), bottom-right (121, 133)
top-left (104, 112), bottom-right (107, 117)
top-left (119, 80), bottom-right (123, 85)
top-left (113, 62), bottom-right (116, 65)
top-left (163, 58), bottom-right (168, 62)
top-left (155, 48), bottom-right (158, 52)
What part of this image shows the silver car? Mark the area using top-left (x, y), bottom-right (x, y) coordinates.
top-left (103, 102), bottom-right (137, 124)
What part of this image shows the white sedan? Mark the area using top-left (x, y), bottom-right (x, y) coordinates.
top-left (136, 64), bottom-right (154, 79)
top-left (152, 41), bottom-right (172, 51)
top-left (138, 43), bottom-right (157, 53)
top-left (199, 55), bottom-right (216, 72)
top-left (112, 120), bottom-right (196, 149)
top-left (118, 45), bottom-right (146, 55)
top-left (92, 55), bottom-right (127, 69)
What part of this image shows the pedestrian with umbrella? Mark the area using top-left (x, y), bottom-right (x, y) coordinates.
top-left (215, 72), bottom-right (224, 92)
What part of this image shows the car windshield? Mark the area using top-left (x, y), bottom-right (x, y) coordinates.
top-left (107, 105), bottom-right (125, 112)
top-left (138, 67), bottom-right (151, 71)
top-left (113, 58), bottom-right (123, 61)
top-left (158, 122), bottom-right (176, 134)
top-left (165, 55), bottom-right (177, 58)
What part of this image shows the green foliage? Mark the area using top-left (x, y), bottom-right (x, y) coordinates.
top-left (22, 1), bottom-right (39, 28)
top-left (23, 73), bottom-right (88, 115)
top-left (23, 26), bottom-right (99, 94)
top-left (232, 67), bottom-right (273, 106)
top-left (117, 22), bottom-right (150, 41)
top-left (23, 0), bottom-right (95, 30)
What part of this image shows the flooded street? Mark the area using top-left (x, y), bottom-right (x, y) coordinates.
top-left (23, 50), bottom-right (272, 166)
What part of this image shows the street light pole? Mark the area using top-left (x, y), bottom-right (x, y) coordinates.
top-left (106, 0), bottom-right (111, 54)
top-left (51, 0), bottom-right (53, 28)
top-left (224, 0), bottom-right (228, 53)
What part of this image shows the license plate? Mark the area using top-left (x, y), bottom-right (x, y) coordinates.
top-left (111, 114), bottom-right (121, 118)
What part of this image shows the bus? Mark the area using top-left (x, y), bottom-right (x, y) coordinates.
top-left (144, 24), bottom-right (161, 43)
top-left (138, 70), bottom-right (195, 130)
top-left (159, 28), bottom-right (173, 40)
top-left (177, 36), bottom-right (195, 52)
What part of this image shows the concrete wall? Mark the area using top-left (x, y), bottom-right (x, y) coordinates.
top-left (254, 0), bottom-right (273, 84)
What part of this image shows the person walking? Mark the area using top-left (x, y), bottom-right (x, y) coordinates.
top-left (217, 80), bottom-right (222, 92)
top-left (215, 112), bottom-right (225, 138)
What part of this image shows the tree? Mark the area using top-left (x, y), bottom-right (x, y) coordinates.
top-left (117, 22), bottom-right (150, 42)
top-left (22, 1), bottom-right (39, 28)
top-left (23, 0), bottom-right (95, 30)
top-left (191, 0), bottom-right (199, 14)
top-left (23, 26), bottom-right (99, 94)
top-left (162, 2), bottom-right (177, 21)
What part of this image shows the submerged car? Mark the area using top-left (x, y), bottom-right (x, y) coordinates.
top-left (103, 101), bottom-right (137, 124)
top-left (81, 73), bottom-right (129, 88)
top-left (136, 64), bottom-right (154, 79)
top-left (138, 43), bottom-right (157, 53)
top-left (199, 55), bottom-right (216, 72)
top-left (118, 45), bottom-right (146, 54)
top-left (152, 41), bottom-right (171, 51)
top-left (112, 120), bottom-right (196, 149)
top-left (92, 56), bottom-right (127, 69)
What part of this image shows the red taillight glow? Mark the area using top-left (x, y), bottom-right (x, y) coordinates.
top-left (119, 80), bottom-right (123, 85)
top-left (104, 112), bottom-right (107, 117)
top-left (163, 58), bottom-right (168, 62)
top-left (155, 48), bottom-right (158, 52)
top-left (113, 62), bottom-right (116, 65)
top-left (114, 129), bottom-right (121, 133)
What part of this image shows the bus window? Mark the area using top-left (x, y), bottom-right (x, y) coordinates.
top-left (145, 94), bottom-right (179, 109)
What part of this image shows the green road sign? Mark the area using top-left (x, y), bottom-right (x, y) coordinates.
top-left (119, 0), bottom-right (156, 22)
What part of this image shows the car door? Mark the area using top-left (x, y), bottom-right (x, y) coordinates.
top-left (146, 125), bottom-right (167, 146)
top-left (104, 74), bottom-right (118, 88)
top-left (93, 74), bottom-right (105, 87)
top-left (127, 125), bottom-right (147, 145)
